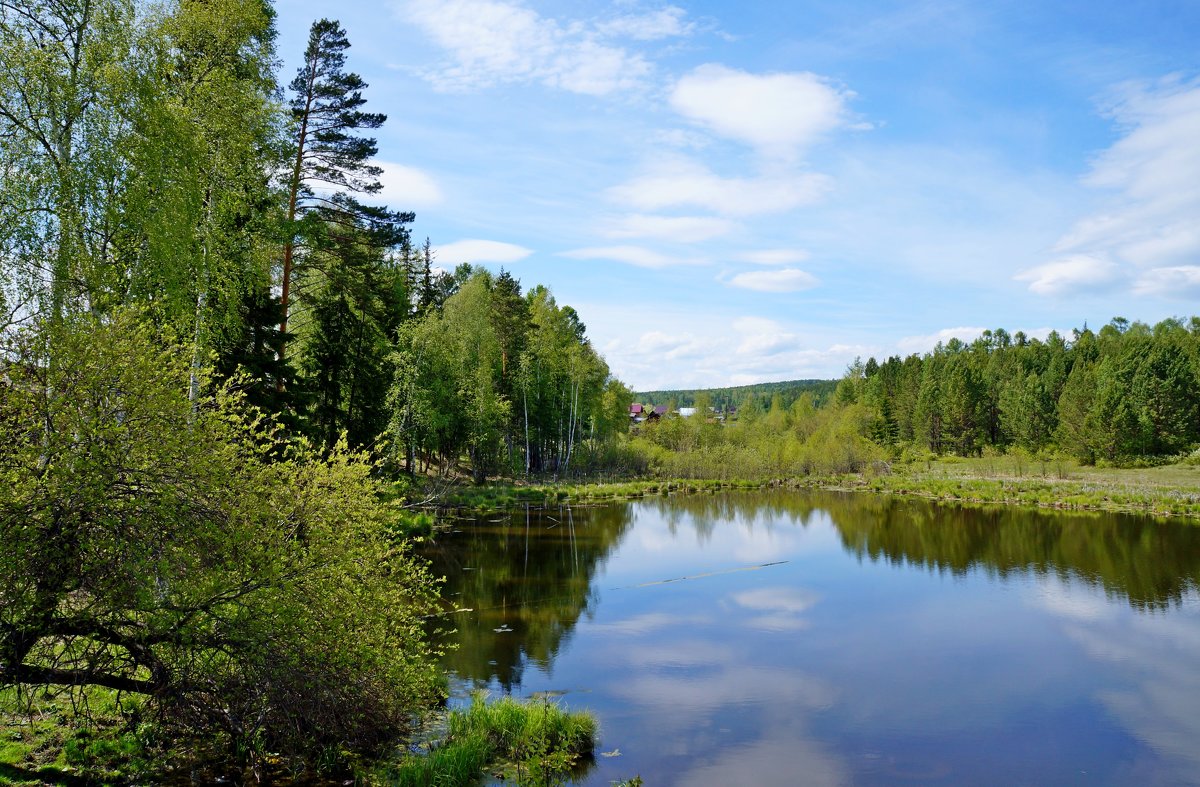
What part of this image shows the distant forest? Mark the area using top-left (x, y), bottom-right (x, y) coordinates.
top-left (842, 317), bottom-right (1200, 464)
top-left (637, 379), bottom-right (838, 412)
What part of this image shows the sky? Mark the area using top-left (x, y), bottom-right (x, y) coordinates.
top-left (272, 0), bottom-right (1200, 391)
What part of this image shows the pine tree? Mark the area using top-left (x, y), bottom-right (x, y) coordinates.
top-left (280, 18), bottom-right (390, 364)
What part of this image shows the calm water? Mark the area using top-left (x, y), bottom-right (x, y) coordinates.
top-left (421, 491), bottom-right (1200, 786)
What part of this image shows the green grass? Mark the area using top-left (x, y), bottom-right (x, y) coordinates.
top-left (430, 454), bottom-right (1200, 522)
top-left (440, 478), bottom-right (769, 510)
top-left (379, 693), bottom-right (597, 786)
top-left (0, 686), bottom-right (160, 786)
top-left (843, 455), bottom-right (1200, 520)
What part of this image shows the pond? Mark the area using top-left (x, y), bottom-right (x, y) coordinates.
top-left (421, 491), bottom-right (1200, 786)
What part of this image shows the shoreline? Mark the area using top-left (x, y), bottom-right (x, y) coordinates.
top-left (435, 461), bottom-right (1200, 522)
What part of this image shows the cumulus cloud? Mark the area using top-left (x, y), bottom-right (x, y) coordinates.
top-left (670, 64), bottom-right (852, 158)
top-left (398, 0), bottom-right (683, 94)
top-left (436, 239), bottom-right (533, 264)
top-left (1048, 77), bottom-right (1200, 287)
top-left (606, 157), bottom-right (831, 216)
top-left (373, 160), bottom-right (444, 206)
top-left (1014, 254), bottom-right (1122, 296)
top-left (634, 330), bottom-right (709, 360)
top-left (561, 245), bottom-right (707, 268)
top-left (731, 316), bottom-right (798, 357)
top-left (728, 268), bottom-right (819, 292)
top-left (603, 214), bottom-right (737, 242)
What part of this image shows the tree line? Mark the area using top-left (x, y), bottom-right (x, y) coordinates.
top-left (840, 318), bottom-right (1200, 464)
top-left (636, 378), bottom-right (837, 413)
top-left (0, 0), bottom-right (623, 474)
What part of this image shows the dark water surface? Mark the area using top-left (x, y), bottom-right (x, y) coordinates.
top-left (421, 491), bottom-right (1200, 786)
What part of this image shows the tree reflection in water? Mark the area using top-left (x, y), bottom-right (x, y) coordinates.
top-left (422, 503), bottom-right (634, 690)
top-left (425, 490), bottom-right (1200, 693)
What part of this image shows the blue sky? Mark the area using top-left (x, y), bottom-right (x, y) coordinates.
top-left (273, 0), bottom-right (1200, 390)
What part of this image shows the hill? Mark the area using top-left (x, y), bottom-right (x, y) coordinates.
top-left (635, 379), bottom-right (838, 412)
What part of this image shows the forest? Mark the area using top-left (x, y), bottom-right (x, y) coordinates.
top-left (626, 318), bottom-right (1200, 481)
top-left (636, 378), bottom-right (837, 412)
top-left (845, 320), bottom-right (1200, 465)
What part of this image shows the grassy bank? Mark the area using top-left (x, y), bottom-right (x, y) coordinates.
top-left (378, 693), bottom-right (597, 786)
top-left (1, 690), bottom-right (599, 787)
top-left (851, 455), bottom-right (1200, 519)
top-left (432, 457), bottom-right (1200, 521)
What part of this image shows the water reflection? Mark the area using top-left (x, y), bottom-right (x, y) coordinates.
top-left (422, 491), bottom-right (1200, 785)
top-left (826, 494), bottom-right (1200, 609)
top-left (424, 503), bottom-right (633, 689)
top-left (1035, 574), bottom-right (1200, 784)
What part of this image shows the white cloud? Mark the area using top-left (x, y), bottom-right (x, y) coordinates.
top-left (373, 160), bottom-right (444, 206)
top-left (670, 64), bottom-right (852, 158)
top-left (603, 214), bottom-right (737, 242)
top-left (634, 330), bottom-right (709, 360)
top-left (738, 249), bottom-right (810, 266)
top-left (1014, 254), bottom-right (1122, 296)
top-left (399, 0), bottom-right (652, 95)
top-left (1133, 265), bottom-right (1200, 299)
top-left (731, 316), bottom-right (798, 356)
top-left (1051, 77), bottom-right (1200, 278)
top-left (607, 157), bottom-right (831, 217)
top-left (569, 302), bottom-right (873, 390)
top-left (436, 239), bottom-right (533, 264)
top-left (595, 6), bottom-right (694, 40)
top-left (561, 245), bottom-right (707, 268)
top-left (728, 268), bottom-right (819, 292)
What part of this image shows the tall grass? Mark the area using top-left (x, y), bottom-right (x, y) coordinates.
top-left (384, 693), bottom-right (596, 786)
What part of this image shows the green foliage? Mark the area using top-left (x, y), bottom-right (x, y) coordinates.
top-left (392, 273), bottom-right (624, 482)
top-left (637, 378), bottom-right (838, 412)
top-left (0, 312), bottom-right (443, 771)
top-left (856, 320), bottom-right (1200, 465)
top-left (633, 400), bottom-right (884, 479)
top-left (384, 694), bottom-right (596, 787)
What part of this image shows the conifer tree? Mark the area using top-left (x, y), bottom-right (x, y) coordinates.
top-left (280, 18), bottom-right (404, 364)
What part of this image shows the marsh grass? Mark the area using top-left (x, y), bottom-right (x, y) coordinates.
top-left (383, 693), bottom-right (596, 786)
top-left (434, 454), bottom-right (1200, 522)
top-left (853, 456), bottom-right (1200, 519)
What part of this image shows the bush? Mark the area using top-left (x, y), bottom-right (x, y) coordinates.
top-left (0, 312), bottom-right (443, 773)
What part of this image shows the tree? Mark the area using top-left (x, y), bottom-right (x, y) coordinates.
top-left (279, 18), bottom-right (390, 364)
top-left (0, 0), bottom-right (141, 319)
top-left (0, 0), bottom-right (283, 408)
top-left (0, 312), bottom-right (442, 768)
top-left (298, 196), bottom-right (412, 449)
top-left (391, 273), bottom-right (510, 481)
